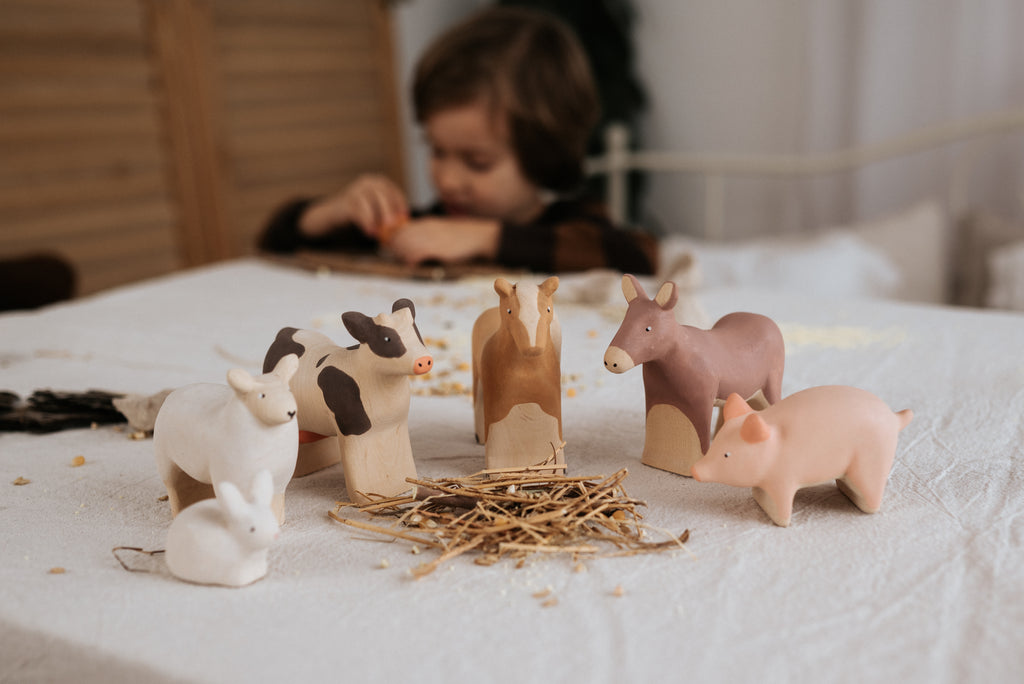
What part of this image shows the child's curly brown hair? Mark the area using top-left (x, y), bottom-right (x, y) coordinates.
top-left (412, 6), bottom-right (599, 193)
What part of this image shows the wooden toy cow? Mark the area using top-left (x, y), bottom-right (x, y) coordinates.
top-left (472, 277), bottom-right (563, 471)
top-left (603, 274), bottom-right (785, 477)
top-left (263, 298), bottom-right (432, 504)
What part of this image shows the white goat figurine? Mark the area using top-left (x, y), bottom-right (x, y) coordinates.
top-left (154, 354), bottom-right (299, 524)
top-left (165, 469), bottom-right (280, 587)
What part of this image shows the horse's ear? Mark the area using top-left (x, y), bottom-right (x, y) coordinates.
top-left (494, 278), bottom-right (514, 298)
top-left (654, 281), bottom-right (678, 310)
top-left (539, 276), bottom-right (559, 296)
top-left (621, 274), bottom-right (647, 303)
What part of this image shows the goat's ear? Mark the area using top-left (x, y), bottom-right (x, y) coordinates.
top-left (539, 276), bottom-right (559, 296)
top-left (494, 277), bottom-right (514, 298)
top-left (391, 298), bottom-right (415, 319)
top-left (621, 274), bottom-right (647, 303)
top-left (272, 354), bottom-right (299, 383)
top-left (654, 281), bottom-right (678, 310)
top-left (227, 368), bottom-right (255, 394)
top-left (342, 311), bottom-right (375, 344)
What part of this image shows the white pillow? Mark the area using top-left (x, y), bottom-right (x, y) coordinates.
top-left (985, 240), bottom-right (1024, 311)
top-left (658, 201), bottom-right (949, 303)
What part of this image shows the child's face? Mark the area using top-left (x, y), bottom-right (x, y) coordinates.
top-left (424, 101), bottom-right (543, 225)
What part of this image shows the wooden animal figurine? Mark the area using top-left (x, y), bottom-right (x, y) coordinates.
top-left (165, 470), bottom-right (280, 587)
top-left (472, 277), bottom-right (563, 470)
top-left (154, 354), bottom-right (299, 524)
top-left (603, 274), bottom-right (784, 477)
top-left (691, 388), bottom-right (913, 526)
top-left (263, 298), bottom-right (432, 504)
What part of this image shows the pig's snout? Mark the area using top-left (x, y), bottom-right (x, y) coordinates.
top-left (603, 346), bottom-right (635, 373)
top-left (691, 462), bottom-right (705, 482)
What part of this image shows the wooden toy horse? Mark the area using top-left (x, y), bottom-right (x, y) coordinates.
top-left (263, 299), bottom-right (432, 504)
top-left (472, 277), bottom-right (563, 470)
top-left (604, 274), bottom-right (784, 476)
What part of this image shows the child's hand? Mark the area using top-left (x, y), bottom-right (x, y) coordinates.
top-left (300, 175), bottom-right (408, 239)
top-left (388, 217), bottom-right (500, 265)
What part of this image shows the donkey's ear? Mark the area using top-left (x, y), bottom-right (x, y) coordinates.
top-left (621, 274), bottom-right (648, 303)
top-left (654, 281), bottom-right (678, 310)
top-left (494, 278), bottom-right (514, 297)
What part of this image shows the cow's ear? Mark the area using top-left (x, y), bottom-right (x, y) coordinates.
top-left (621, 274), bottom-right (647, 303)
top-left (722, 393), bottom-right (754, 422)
top-left (654, 281), bottom-right (678, 310)
top-left (392, 298), bottom-right (415, 319)
top-left (539, 276), bottom-right (559, 296)
top-left (342, 311), bottom-right (375, 344)
top-left (494, 278), bottom-right (514, 298)
top-left (740, 413), bottom-right (772, 444)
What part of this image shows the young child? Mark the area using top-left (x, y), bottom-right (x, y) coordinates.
top-left (259, 6), bottom-right (657, 274)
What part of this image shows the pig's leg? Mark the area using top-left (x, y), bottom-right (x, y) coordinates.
top-left (837, 446), bottom-right (894, 514)
top-left (752, 485), bottom-right (796, 527)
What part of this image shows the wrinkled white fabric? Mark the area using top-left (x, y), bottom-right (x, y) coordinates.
top-left (1, 259), bottom-right (1021, 684)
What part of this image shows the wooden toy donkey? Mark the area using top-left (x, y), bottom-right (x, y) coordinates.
top-left (604, 274), bottom-right (785, 477)
top-left (263, 299), bottom-right (432, 504)
top-left (473, 277), bottom-right (563, 471)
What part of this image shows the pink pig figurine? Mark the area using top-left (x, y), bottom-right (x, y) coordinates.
top-left (691, 387), bottom-right (913, 527)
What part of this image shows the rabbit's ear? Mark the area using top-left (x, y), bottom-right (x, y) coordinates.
top-left (216, 481), bottom-right (247, 519)
top-left (250, 469), bottom-right (274, 506)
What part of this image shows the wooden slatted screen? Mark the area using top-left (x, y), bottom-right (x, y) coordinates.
top-left (215, 0), bottom-right (406, 254)
top-left (0, 0), bottom-right (183, 296)
top-left (0, 0), bottom-right (403, 296)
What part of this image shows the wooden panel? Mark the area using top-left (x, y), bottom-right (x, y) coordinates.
top-left (0, 0), bottom-right (403, 297)
top-left (0, 0), bottom-right (184, 297)
top-left (207, 0), bottom-right (405, 256)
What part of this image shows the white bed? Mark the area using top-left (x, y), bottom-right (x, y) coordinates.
top-left (591, 109), bottom-right (1024, 312)
top-left (2, 259), bottom-right (1022, 683)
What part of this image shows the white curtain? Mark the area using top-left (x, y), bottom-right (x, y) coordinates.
top-left (634, 0), bottom-right (1024, 238)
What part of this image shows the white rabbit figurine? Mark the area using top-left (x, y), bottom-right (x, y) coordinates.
top-left (165, 469), bottom-right (280, 587)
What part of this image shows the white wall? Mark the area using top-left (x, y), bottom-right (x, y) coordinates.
top-left (393, 0), bottom-right (1024, 239)
top-left (631, 0), bottom-right (1024, 238)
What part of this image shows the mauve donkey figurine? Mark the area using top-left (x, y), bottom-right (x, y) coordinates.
top-left (604, 274), bottom-right (785, 476)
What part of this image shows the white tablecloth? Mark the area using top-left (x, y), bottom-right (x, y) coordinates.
top-left (2, 259), bottom-right (1022, 683)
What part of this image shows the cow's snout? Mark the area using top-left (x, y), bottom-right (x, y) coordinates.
top-left (287, 410), bottom-right (296, 419)
top-left (414, 355), bottom-right (433, 375)
top-left (603, 346), bottom-right (634, 373)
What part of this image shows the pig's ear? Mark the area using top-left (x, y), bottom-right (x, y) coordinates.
top-left (723, 393), bottom-right (754, 422)
top-left (740, 413), bottom-right (772, 444)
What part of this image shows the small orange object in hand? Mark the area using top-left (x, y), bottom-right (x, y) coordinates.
top-left (378, 215), bottom-right (409, 247)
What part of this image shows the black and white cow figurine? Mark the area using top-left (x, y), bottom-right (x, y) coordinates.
top-left (263, 298), bottom-right (432, 503)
